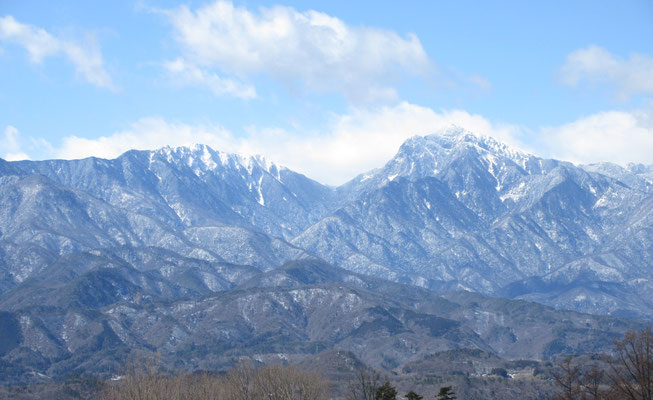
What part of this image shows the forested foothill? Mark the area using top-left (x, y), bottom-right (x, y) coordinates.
top-left (0, 327), bottom-right (650, 399)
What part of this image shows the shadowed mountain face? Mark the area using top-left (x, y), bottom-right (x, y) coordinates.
top-left (0, 259), bottom-right (641, 383)
top-left (0, 129), bottom-right (652, 382)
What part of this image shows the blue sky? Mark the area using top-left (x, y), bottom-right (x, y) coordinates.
top-left (1, 0), bottom-right (652, 184)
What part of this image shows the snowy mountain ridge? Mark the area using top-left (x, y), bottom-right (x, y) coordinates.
top-left (1, 128), bottom-right (653, 318)
top-left (1, 128), bottom-right (653, 383)
top-left (154, 143), bottom-right (287, 182)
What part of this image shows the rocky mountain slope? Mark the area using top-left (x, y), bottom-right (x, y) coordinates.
top-left (1, 129), bottom-right (652, 383)
top-left (301, 129), bottom-right (653, 318)
top-left (0, 259), bottom-right (640, 383)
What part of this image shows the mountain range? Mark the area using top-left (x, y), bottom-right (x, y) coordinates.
top-left (1, 128), bottom-right (652, 382)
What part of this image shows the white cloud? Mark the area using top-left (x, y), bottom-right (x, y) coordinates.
top-left (11, 104), bottom-right (651, 186)
top-left (0, 15), bottom-right (114, 89)
top-left (539, 107), bottom-right (653, 166)
top-left (163, 58), bottom-right (256, 99)
top-left (44, 103), bottom-right (522, 185)
top-left (1, 125), bottom-right (30, 161)
top-left (54, 118), bottom-right (235, 160)
top-left (468, 74), bottom-right (492, 92)
top-left (3, 152), bottom-right (30, 162)
top-left (2, 125), bottom-right (20, 150)
top-left (238, 103), bottom-right (524, 184)
top-left (559, 45), bottom-right (653, 100)
top-left (160, 1), bottom-right (431, 102)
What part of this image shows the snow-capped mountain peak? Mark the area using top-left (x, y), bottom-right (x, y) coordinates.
top-left (2, 130), bottom-right (653, 332)
top-left (152, 144), bottom-right (286, 181)
top-left (344, 127), bottom-right (543, 199)
top-left (399, 128), bottom-right (535, 172)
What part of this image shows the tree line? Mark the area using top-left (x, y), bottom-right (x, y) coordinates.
top-left (102, 360), bottom-right (456, 400)
top-left (103, 327), bottom-right (653, 399)
top-left (102, 362), bottom-right (325, 400)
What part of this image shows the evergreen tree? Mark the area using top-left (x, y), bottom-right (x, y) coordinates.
top-left (436, 386), bottom-right (456, 400)
top-left (404, 390), bottom-right (423, 400)
top-left (375, 381), bottom-right (398, 400)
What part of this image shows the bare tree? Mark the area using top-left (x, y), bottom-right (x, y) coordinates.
top-left (223, 362), bottom-right (258, 400)
top-left (550, 329), bottom-right (653, 400)
top-left (101, 356), bottom-right (169, 400)
top-left (102, 361), bottom-right (327, 400)
top-left (345, 368), bottom-right (381, 400)
top-left (550, 359), bottom-right (612, 400)
top-left (581, 367), bottom-right (608, 400)
top-left (291, 367), bottom-right (329, 400)
top-left (551, 356), bottom-right (583, 400)
top-left (608, 328), bottom-right (653, 400)
top-left (255, 365), bottom-right (295, 400)
top-left (186, 373), bottom-right (225, 400)
top-left (254, 364), bottom-right (327, 400)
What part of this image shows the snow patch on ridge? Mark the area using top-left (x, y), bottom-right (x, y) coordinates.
top-left (257, 175), bottom-right (265, 206)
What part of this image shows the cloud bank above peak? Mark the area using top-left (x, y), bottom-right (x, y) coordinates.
top-left (539, 107), bottom-right (653, 166)
top-left (5, 103), bottom-right (525, 185)
top-left (156, 0), bottom-right (432, 102)
top-left (6, 102), bottom-right (651, 186)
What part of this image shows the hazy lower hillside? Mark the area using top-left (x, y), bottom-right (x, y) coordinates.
top-left (0, 259), bottom-right (642, 384)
